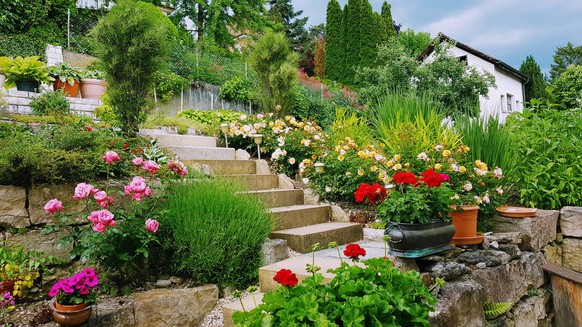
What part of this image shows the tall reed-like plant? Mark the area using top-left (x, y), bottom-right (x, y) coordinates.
top-left (372, 92), bottom-right (462, 158)
top-left (161, 179), bottom-right (273, 287)
top-left (328, 107), bottom-right (375, 146)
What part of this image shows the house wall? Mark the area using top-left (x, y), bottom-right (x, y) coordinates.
top-left (444, 46), bottom-right (524, 123)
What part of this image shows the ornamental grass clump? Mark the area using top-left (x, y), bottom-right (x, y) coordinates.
top-left (161, 179), bottom-right (273, 287)
top-left (233, 243), bottom-right (435, 326)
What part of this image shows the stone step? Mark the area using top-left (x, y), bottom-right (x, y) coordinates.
top-left (166, 146), bottom-right (235, 160)
top-left (270, 222), bottom-right (364, 254)
top-left (182, 160), bottom-right (256, 175)
top-left (222, 293), bottom-right (265, 327)
top-left (269, 204), bottom-right (331, 230)
top-left (243, 189), bottom-right (304, 208)
top-left (222, 174), bottom-right (279, 191)
top-left (141, 132), bottom-right (217, 147)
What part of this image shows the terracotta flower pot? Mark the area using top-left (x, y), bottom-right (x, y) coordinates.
top-left (0, 280), bottom-right (15, 295)
top-left (449, 205), bottom-right (483, 245)
top-left (50, 299), bottom-right (92, 326)
top-left (53, 79), bottom-right (80, 98)
top-left (80, 78), bottom-right (106, 100)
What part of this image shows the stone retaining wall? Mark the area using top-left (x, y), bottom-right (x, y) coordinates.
top-left (4, 89), bottom-right (100, 118)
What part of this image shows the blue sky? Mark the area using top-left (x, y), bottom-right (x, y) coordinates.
top-left (291, 0), bottom-right (582, 74)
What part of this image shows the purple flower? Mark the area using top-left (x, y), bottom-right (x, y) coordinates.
top-left (440, 173), bottom-right (451, 182)
top-left (85, 275), bottom-right (99, 288)
top-left (82, 267), bottom-right (97, 278)
top-left (79, 286), bottom-right (90, 295)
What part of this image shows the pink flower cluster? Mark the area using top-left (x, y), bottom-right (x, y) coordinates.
top-left (73, 183), bottom-right (97, 200)
top-left (124, 176), bottom-right (152, 201)
top-left (48, 267), bottom-right (99, 300)
top-left (44, 199), bottom-right (63, 214)
top-left (87, 209), bottom-right (116, 233)
top-left (93, 190), bottom-right (114, 209)
top-left (145, 218), bottom-right (159, 233)
top-left (167, 160), bottom-right (188, 176)
top-left (102, 151), bottom-right (121, 164)
top-left (132, 157), bottom-right (160, 174)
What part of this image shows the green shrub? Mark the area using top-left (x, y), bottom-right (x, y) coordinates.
top-left (178, 109), bottom-right (242, 131)
top-left (219, 76), bottom-right (254, 103)
top-left (0, 25), bottom-right (66, 59)
top-left (30, 90), bottom-right (71, 118)
top-left (154, 70), bottom-right (190, 103)
top-left (506, 109), bottom-right (582, 209)
top-left (550, 64), bottom-right (582, 109)
top-left (161, 179), bottom-right (273, 287)
top-left (289, 85), bottom-right (337, 128)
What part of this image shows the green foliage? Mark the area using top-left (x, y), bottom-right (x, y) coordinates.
top-left (483, 301), bottom-right (512, 319)
top-left (0, 25), bottom-right (66, 60)
top-left (234, 257), bottom-right (436, 326)
top-left (506, 108), bottom-right (582, 209)
top-left (519, 55), bottom-right (547, 102)
top-left (48, 62), bottom-right (84, 86)
top-left (289, 85), bottom-right (337, 128)
top-left (267, 0), bottom-right (308, 47)
top-left (324, 0), bottom-right (344, 81)
top-left (2, 56), bottom-right (54, 88)
top-left (153, 70), bottom-right (190, 103)
top-left (550, 64), bottom-right (582, 109)
top-left (190, 50), bottom-right (258, 86)
top-left (327, 107), bottom-right (374, 147)
top-left (549, 42), bottom-right (582, 83)
top-left (344, 0), bottom-right (362, 84)
top-left (248, 30), bottom-right (299, 113)
top-left (178, 109), bottom-right (242, 131)
top-left (93, 0), bottom-right (178, 137)
top-left (219, 76), bottom-right (254, 103)
top-left (398, 28), bottom-right (431, 58)
top-left (0, 0), bottom-right (75, 33)
top-left (380, 1), bottom-right (397, 39)
top-left (29, 90), bottom-right (71, 119)
top-left (358, 0), bottom-right (377, 69)
top-left (161, 179), bottom-right (273, 287)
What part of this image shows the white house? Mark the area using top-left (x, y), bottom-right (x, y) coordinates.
top-left (419, 33), bottom-right (529, 122)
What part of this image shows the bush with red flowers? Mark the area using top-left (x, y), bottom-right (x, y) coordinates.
top-left (272, 269), bottom-right (298, 287)
top-left (354, 183), bottom-right (387, 205)
top-left (377, 168), bottom-right (454, 224)
top-left (343, 243), bottom-right (366, 261)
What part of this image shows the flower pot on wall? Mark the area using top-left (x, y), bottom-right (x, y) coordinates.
top-left (53, 79), bottom-right (80, 97)
top-left (50, 299), bottom-right (92, 326)
top-left (449, 205), bottom-right (483, 245)
top-left (0, 280), bottom-right (15, 295)
top-left (80, 79), bottom-right (106, 100)
top-left (15, 80), bottom-right (40, 92)
top-left (384, 221), bottom-right (456, 258)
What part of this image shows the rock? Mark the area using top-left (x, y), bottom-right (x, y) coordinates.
top-left (191, 163), bottom-right (215, 177)
top-left (520, 252), bottom-right (545, 289)
top-left (428, 262), bottom-right (472, 281)
top-left (472, 260), bottom-right (528, 303)
top-left (505, 290), bottom-right (548, 327)
top-left (94, 298), bottom-right (138, 327)
top-left (560, 206), bottom-right (582, 237)
top-left (155, 280), bottom-right (172, 288)
top-left (486, 232), bottom-right (523, 245)
top-left (556, 232), bottom-right (563, 243)
top-left (303, 188), bottom-right (319, 205)
top-left (476, 262), bottom-right (487, 269)
top-left (331, 205), bottom-right (350, 223)
top-left (430, 278), bottom-right (485, 327)
top-left (5, 228), bottom-right (73, 262)
top-left (392, 257), bottom-right (419, 272)
top-left (363, 228), bottom-right (385, 242)
top-left (169, 276), bottom-right (183, 284)
top-left (490, 241), bottom-right (499, 249)
top-left (277, 174), bottom-right (294, 189)
top-left (492, 210), bottom-right (559, 251)
top-left (262, 238), bottom-right (289, 265)
top-left (561, 237), bottom-right (582, 272)
top-left (497, 244), bottom-right (522, 260)
top-left (542, 243), bottom-right (562, 265)
top-left (131, 285), bottom-right (219, 327)
top-left (235, 149), bottom-right (251, 160)
top-left (28, 184), bottom-right (83, 225)
top-left (0, 185), bottom-right (29, 228)
top-left (255, 159), bottom-right (270, 175)
top-left (457, 250), bottom-right (511, 267)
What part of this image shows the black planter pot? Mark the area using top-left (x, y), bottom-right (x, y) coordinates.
top-left (15, 80), bottom-right (40, 92)
top-left (385, 221), bottom-right (456, 258)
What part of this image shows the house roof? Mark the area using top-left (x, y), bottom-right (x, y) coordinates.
top-left (418, 32), bottom-right (529, 83)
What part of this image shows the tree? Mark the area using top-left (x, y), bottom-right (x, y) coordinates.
top-left (550, 42), bottom-right (582, 82)
top-left (551, 64), bottom-right (582, 109)
top-left (168, 0), bottom-right (266, 49)
top-left (248, 30), bottom-right (299, 114)
top-left (324, 0), bottom-right (343, 81)
top-left (358, 0), bottom-right (377, 69)
top-left (398, 28), bottom-right (431, 58)
top-left (344, 0), bottom-right (362, 84)
top-left (519, 55), bottom-right (547, 102)
top-left (268, 0), bottom-right (308, 48)
top-left (380, 1), bottom-right (397, 39)
top-left (314, 37), bottom-right (326, 78)
top-left (93, 0), bottom-right (177, 137)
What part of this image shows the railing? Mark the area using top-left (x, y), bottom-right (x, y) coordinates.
top-left (543, 263), bottom-right (582, 326)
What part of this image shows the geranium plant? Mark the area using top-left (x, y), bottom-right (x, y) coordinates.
top-left (377, 169), bottom-right (454, 224)
top-left (48, 268), bottom-right (99, 305)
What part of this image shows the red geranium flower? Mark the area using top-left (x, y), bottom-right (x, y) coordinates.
top-left (343, 243), bottom-right (366, 260)
top-left (273, 269), bottom-right (298, 287)
top-left (421, 169), bottom-right (445, 187)
top-left (393, 172), bottom-right (418, 186)
top-left (354, 183), bottom-right (387, 205)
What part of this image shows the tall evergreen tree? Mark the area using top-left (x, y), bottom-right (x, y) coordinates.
top-left (549, 42), bottom-right (582, 82)
top-left (381, 1), bottom-right (397, 39)
top-left (359, 0), bottom-right (377, 69)
top-left (374, 12), bottom-right (388, 44)
top-left (314, 37), bottom-right (326, 78)
top-left (519, 55), bottom-right (548, 102)
top-left (345, 0), bottom-right (362, 84)
top-left (324, 0), bottom-right (343, 81)
top-left (340, 4), bottom-right (349, 83)
top-left (268, 0), bottom-right (308, 47)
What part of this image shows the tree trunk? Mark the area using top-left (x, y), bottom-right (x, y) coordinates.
top-left (197, 3), bottom-right (205, 41)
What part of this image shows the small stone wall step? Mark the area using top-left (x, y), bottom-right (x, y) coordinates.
top-left (221, 174), bottom-right (279, 190)
top-left (182, 160), bottom-right (256, 175)
top-left (222, 293), bottom-right (265, 327)
top-left (165, 146), bottom-right (236, 160)
top-left (259, 256), bottom-right (342, 293)
top-left (141, 132), bottom-right (217, 147)
top-left (242, 189), bottom-right (304, 208)
top-left (269, 204), bottom-right (331, 230)
top-left (270, 222), bottom-right (364, 254)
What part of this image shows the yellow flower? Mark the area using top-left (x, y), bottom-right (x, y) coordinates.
top-left (434, 163), bottom-right (443, 171)
top-left (275, 105), bottom-right (282, 111)
top-left (311, 154), bottom-right (318, 160)
top-left (370, 165), bottom-right (378, 172)
top-left (357, 169), bottom-right (365, 176)
top-left (334, 145), bottom-right (341, 152)
top-left (459, 166), bottom-right (467, 173)
top-left (343, 145), bottom-right (349, 151)
top-left (393, 163), bottom-right (402, 170)
top-left (394, 154), bottom-right (401, 161)
top-left (337, 155), bottom-right (345, 161)
top-left (386, 160), bottom-right (395, 168)
top-left (303, 125), bottom-right (310, 132)
top-left (358, 150), bottom-right (366, 158)
top-left (404, 162), bottom-right (410, 167)
top-left (289, 158), bottom-right (296, 164)
top-left (463, 145), bottom-right (470, 153)
top-left (345, 171), bottom-right (352, 176)
top-left (442, 150), bottom-right (451, 158)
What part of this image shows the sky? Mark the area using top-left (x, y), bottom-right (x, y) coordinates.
top-left (291, 0), bottom-right (582, 74)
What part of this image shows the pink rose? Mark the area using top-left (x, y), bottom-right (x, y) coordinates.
top-left (145, 219), bottom-right (159, 233)
top-left (93, 190), bottom-right (107, 203)
top-left (144, 187), bottom-right (152, 197)
top-left (142, 160), bottom-right (160, 174)
top-left (129, 176), bottom-right (147, 192)
top-left (168, 160), bottom-right (189, 176)
top-left (132, 157), bottom-right (143, 165)
top-left (73, 183), bottom-right (96, 200)
top-left (102, 151), bottom-right (121, 164)
top-left (87, 211), bottom-right (100, 224)
top-left (97, 209), bottom-right (115, 225)
top-left (92, 223), bottom-right (107, 233)
top-left (44, 199), bottom-right (63, 214)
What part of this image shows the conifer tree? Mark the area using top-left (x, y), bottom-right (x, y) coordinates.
top-left (519, 55), bottom-right (548, 102)
top-left (339, 3), bottom-right (350, 83)
top-left (381, 1), bottom-right (397, 39)
top-left (314, 37), bottom-right (326, 78)
top-left (358, 0), bottom-right (377, 69)
top-left (345, 0), bottom-right (362, 84)
top-left (324, 0), bottom-right (343, 81)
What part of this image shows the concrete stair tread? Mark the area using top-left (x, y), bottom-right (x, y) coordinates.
top-left (242, 189), bottom-right (304, 208)
top-left (166, 146), bottom-right (235, 160)
top-left (141, 133), bottom-right (217, 147)
top-left (222, 174), bottom-right (279, 190)
top-left (270, 204), bottom-right (332, 231)
top-left (272, 222), bottom-right (361, 236)
top-left (269, 204), bottom-right (330, 213)
top-left (182, 160), bottom-right (256, 175)
top-left (270, 222), bottom-right (364, 253)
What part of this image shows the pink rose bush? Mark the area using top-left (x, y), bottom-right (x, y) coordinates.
top-left (124, 176), bottom-right (152, 201)
top-left (49, 267), bottom-right (99, 305)
top-left (73, 183), bottom-right (96, 200)
top-left (102, 151), bottom-right (121, 164)
top-left (145, 219), bottom-right (159, 233)
top-left (142, 160), bottom-right (160, 174)
top-left (44, 199), bottom-right (63, 214)
top-left (167, 160), bottom-right (188, 176)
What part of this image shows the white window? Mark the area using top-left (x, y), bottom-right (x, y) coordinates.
top-left (500, 95), bottom-right (506, 113)
top-left (507, 94), bottom-right (514, 112)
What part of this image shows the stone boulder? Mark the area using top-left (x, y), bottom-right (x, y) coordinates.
top-left (560, 206), bottom-right (582, 237)
top-left (0, 185), bottom-right (29, 228)
top-left (561, 237), bottom-right (582, 272)
top-left (430, 278), bottom-right (485, 327)
top-left (28, 184), bottom-right (83, 225)
top-left (506, 291), bottom-right (549, 327)
top-left (427, 262), bottom-right (472, 281)
top-left (5, 228), bottom-right (73, 262)
top-left (457, 250), bottom-right (511, 267)
top-left (472, 260), bottom-right (528, 303)
top-left (492, 210), bottom-right (559, 251)
top-left (520, 252), bottom-right (546, 289)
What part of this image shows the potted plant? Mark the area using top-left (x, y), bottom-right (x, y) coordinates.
top-left (80, 70), bottom-right (107, 100)
top-left (48, 267), bottom-right (99, 326)
top-left (376, 168), bottom-right (456, 258)
top-left (48, 62), bottom-right (84, 97)
top-left (0, 247), bottom-right (42, 298)
top-left (0, 57), bottom-right (11, 88)
top-left (2, 56), bottom-right (54, 92)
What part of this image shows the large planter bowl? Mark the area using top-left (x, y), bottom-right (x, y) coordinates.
top-left (53, 79), bottom-right (80, 97)
top-left (15, 80), bottom-right (40, 92)
top-left (50, 299), bottom-right (92, 326)
top-left (80, 78), bottom-right (106, 100)
top-left (385, 221), bottom-right (455, 258)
